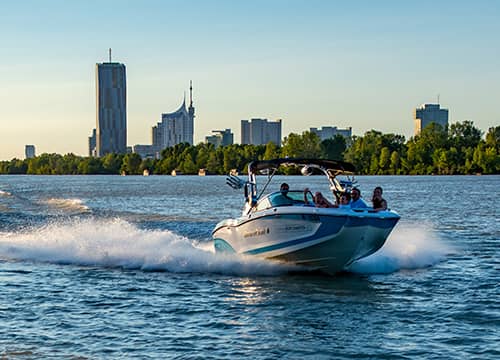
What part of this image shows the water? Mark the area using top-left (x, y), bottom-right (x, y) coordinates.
top-left (0, 175), bottom-right (498, 359)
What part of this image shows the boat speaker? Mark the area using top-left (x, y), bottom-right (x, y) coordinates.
top-left (301, 166), bottom-right (313, 176)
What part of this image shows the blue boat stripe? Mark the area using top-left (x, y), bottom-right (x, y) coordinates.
top-left (244, 233), bottom-right (330, 255)
top-left (214, 239), bottom-right (236, 253)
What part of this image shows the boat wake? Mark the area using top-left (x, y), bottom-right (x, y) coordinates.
top-left (40, 198), bottom-right (90, 213)
top-left (0, 218), bottom-right (451, 277)
top-left (0, 218), bottom-right (293, 276)
top-left (0, 190), bottom-right (12, 197)
top-left (348, 222), bottom-right (452, 274)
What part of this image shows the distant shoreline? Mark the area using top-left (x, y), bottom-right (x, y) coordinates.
top-left (2, 122), bottom-right (499, 175)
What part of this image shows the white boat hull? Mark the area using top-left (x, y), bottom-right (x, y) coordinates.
top-left (213, 207), bottom-right (399, 275)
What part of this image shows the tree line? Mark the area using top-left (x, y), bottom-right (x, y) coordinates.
top-left (1, 121), bottom-right (498, 175)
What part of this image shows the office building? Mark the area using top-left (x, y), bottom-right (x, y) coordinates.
top-left (133, 144), bottom-right (158, 159)
top-left (25, 145), bottom-right (36, 159)
top-left (414, 104), bottom-right (448, 135)
top-left (310, 126), bottom-right (352, 141)
top-left (96, 50), bottom-right (127, 156)
top-left (205, 129), bottom-right (234, 148)
top-left (152, 82), bottom-right (195, 151)
top-left (241, 118), bottom-right (282, 146)
top-left (88, 129), bottom-right (96, 156)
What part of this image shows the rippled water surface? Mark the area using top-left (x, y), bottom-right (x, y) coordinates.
top-left (0, 175), bottom-right (498, 359)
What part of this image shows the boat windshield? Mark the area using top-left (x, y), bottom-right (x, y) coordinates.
top-left (267, 190), bottom-right (308, 207)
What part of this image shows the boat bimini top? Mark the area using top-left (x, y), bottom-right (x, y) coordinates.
top-left (226, 158), bottom-right (358, 214)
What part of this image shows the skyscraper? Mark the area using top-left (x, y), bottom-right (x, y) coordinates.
top-left (152, 82), bottom-right (195, 151)
top-left (88, 128), bottom-right (96, 156)
top-left (25, 145), bottom-right (36, 159)
top-left (310, 126), bottom-right (352, 140)
top-left (96, 50), bottom-right (127, 156)
top-left (205, 129), bottom-right (234, 148)
top-left (187, 80), bottom-right (195, 145)
top-left (414, 104), bottom-right (448, 136)
top-left (241, 118), bottom-right (282, 146)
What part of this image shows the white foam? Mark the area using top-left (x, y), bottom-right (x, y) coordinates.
top-left (42, 198), bottom-right (90, 213)
top-left (348, 223), bottom-right (452, 274)
top-left (0, 218), bottom-right (291, 276)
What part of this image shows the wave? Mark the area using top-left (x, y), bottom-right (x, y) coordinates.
top-left (0, 217), bottom-right (451, 277)
top-left (41, 198), bottom-right (90, 213)
top-left (348, 222), bottom-right (452, 274)
top-left (0, 218), bottom-right (292, 276)
top-left (0, 190), bottom-right (12, 197)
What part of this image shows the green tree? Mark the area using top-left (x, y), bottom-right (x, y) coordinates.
top-left (180, 153), bottom-right (198, 174)
top-left (223, 145), bottom-right (242, 173)
top-left (485, 126), bottom-right (500, 151)
top-left (406, 123), bottom-right (447, 174)
top-left (263, 141), bottom-right (280, 160)
top-left (320, 135), bottom-right (346, 160)
top-left (206, 151), bottom-right (221, 174)
top-left (121, 153), bottom-right (142, 175)
top-left (282, 132), bottom-right (321, 158)
top-left (389, 151), bottom-right (401, 174)
top-left (449, 121), bottom-right (482, 150)
top-left (195, 143), bottom-right (213, 170)
top-left (7, 159), bottom-right (27, 174)
top-left (378, 147), bottom-right (391, 174)
top-left (77, 157), bottom-right (103, 174)
top-left (344, 130), bottom-right (386, 174)
top-left (140, 158), bottom-right (155, 174)
top-left (102, 153), bottom-right (123, 174)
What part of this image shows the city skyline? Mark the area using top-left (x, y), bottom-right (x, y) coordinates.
top-left (1, 0), bottom-right (499, 160)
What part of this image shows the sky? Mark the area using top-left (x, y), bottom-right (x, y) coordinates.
top-left (0, 0), bottom-right (499, 160)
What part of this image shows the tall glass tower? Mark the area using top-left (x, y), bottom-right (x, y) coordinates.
top-left (96, 50), bottom-right (127, 156)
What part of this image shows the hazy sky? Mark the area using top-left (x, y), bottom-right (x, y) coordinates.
top-left (1, 0), bottom-right (499, 160)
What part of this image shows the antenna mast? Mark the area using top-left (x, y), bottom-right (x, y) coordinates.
top-left (189, 80), bottom-right (193, 107)
top-left (437, 93), bottom-right (440, 105)
top-left (109, 48), bottom-right (112, 62)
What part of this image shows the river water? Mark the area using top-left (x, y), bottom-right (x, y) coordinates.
top-left (0, 175), bottom-right (498, 359)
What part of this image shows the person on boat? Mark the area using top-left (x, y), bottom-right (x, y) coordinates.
top-left (314, 192), bottom-right (335, 208)
top-left (271, 182), bottom-right (294, 206)
top-left (338, 192), bottom-right (351, 208)
top-left (350, 187), bottom-right (368, 208)
top-left (303, 188), bottom-right (334, 208)
top-left (372, 186), bottom-right (388, 211)
top-left (280, 182), bottom-right (290, 194)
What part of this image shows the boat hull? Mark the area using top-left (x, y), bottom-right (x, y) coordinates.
top-left (213, 207), bottom-right (399, 275)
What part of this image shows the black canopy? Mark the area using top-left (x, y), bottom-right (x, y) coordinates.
top-left (248, 158), bottom-right (356, 174)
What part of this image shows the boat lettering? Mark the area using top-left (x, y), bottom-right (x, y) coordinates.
top-left (243, 228), bottom-right (267, 238)
top-left (274, 224), bottom-right (312, 233)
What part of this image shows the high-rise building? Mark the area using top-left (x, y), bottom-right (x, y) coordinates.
top-left (414, 104), bottom-right (448, 136)
top-left (240, 118), bottom-right (282, 146)
top-left (88, 128), bottom-right (96, 156)
top-left (96, 50), bottom-right (127, 156)
top-left (152, 82), bottom-right (195, 151)
top-left (310, 126), bottom-right (352, 141)
top-left (132, 144), bottom-right (157, 159)
top-left (187, 80), bottom-right (195, 145)
top-left (205, 129), bottom-right (234, 148)
top-left (25, 145), bottom-right (35, 159)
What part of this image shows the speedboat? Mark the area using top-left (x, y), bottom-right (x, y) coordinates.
top-left (212, 158), bottom-right (400, 275)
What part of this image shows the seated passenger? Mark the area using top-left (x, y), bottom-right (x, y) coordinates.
top-left (303, 187), bottom-right (315, 206)
top-left (271, 182), bottom-right (294, 206)
top-left (350, 187), bottom-right (368, 208)
top-left (338, 192), bottom-right (351, 208)
top-left (314, 192), bottom-right (335, 208)
top-left (372, 186), bottom-right (388, 211)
